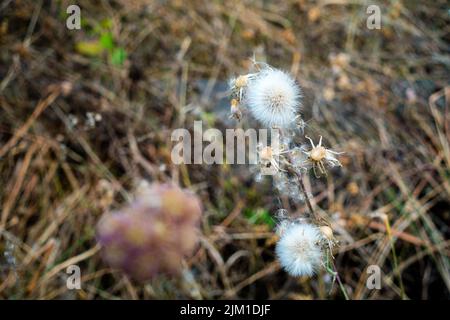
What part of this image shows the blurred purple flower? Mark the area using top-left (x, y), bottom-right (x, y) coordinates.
top-left (96, 183), bottom-right (202, 280)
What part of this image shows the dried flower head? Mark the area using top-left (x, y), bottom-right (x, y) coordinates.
top-left (320, 225), bottom-right (334, 240)
top-left (96, 183), bottom-right (202, 280)
top-left (235, 75), bottom-right (248, 88)
top-left (229, 73), bottom-right (257, 102)
top-left (229, 98), bottom-right (242, 121)
top-left (302, 136), bottom-right (343, 177)
top-left (275, 222), bottom-right (323, 277)
top-left (257, 143), bottom-right (289, 173)
top-left (319, 225), bottom-right (338, 256)
top-left (246, 68), bottom-right (302, 128)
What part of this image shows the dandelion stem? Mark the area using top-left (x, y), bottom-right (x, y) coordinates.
top-left (288, 166), bottom-right (322, 224)
top-left (296, 171), bottom-right (315, 217)
top-left (330, 259), bottom-right (350, 300)
top-left (284, 143), bottom-right (319, 222)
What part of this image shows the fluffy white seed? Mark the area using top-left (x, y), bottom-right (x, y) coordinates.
top-left (275, 222), bottom-right (323, 277)
top-left (246, 68), bottom-right (302, 128)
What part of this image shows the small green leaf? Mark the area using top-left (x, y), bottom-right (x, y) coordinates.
top-left (201, 112), bottom-right (216, 126)
top-left (100, 18), bottom-right (113, 30)
top-left (111, 47), bottom-right (127, 66)
top-left (100, 32), bottom-right (114, 51)
top-left (75, 40), bottom-right (104, 56)
top-left (244, 208), bottom-right (275, 227)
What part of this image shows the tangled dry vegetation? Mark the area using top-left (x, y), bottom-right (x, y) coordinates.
top-left (0, 0), bottom-right (449, 299)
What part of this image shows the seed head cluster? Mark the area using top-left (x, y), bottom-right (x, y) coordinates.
top-left (227, 61), bottom-right (344, 278)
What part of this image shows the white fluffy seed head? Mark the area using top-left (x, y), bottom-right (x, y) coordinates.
top-left (275, 222), bottom-right (323, 277)
top-left (246, 68), bottom-right (302, 128)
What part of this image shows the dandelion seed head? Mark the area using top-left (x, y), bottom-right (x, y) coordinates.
top-left (246, 68), bottom-right (302, 128)
top-left (276, 222), bottom-right (323, 277)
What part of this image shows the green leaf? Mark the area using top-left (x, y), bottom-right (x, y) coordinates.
top-left (75, 40), bottom-right (104, 56)
top-left (100, 32), bottom-right (114, 51)
top-left (111, 47), bottom-right (127, 66)
top-left (100, 18), bottom-right (113, 30)
top-left (244, 208), bottom-right (275, 228)
top-left (201, 112), bottom-right (216, 126)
